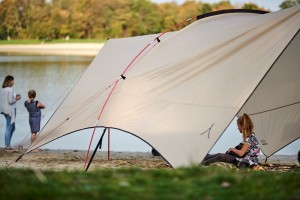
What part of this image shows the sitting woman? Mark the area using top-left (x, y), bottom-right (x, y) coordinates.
top-left (201, 113), bottom-right (260, 168)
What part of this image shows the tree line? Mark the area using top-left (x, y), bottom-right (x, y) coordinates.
top-left (0, 0), bottom-right (297, 41)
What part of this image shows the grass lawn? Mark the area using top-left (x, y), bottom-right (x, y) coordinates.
top-left (0, 166), bottom-right (299, 200)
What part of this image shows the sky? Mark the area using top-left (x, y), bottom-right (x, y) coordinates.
top-left (151, 0), bottom-right (283, 11)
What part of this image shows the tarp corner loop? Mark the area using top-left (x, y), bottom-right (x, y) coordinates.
top-left (120, 75), bottom-right (126, 80)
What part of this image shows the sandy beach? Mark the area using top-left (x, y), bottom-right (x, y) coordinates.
top-left (0, 43), bottom-right (104, 56)
top-left (0, 149), bottom-right (170, 171)
top-left (0, 148), bottom-right (298, 172)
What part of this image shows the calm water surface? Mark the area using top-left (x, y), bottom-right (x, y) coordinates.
top-left (0, 53), bottom-right (298, 154)
top-left (0, 53), bottom-right (154, 152)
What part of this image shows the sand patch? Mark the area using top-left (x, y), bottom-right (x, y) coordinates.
top-left (0, 149), bottom-right (298, 172)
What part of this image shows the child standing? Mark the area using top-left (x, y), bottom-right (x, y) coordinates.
top-left (24, 90), bottom-right (45, 144)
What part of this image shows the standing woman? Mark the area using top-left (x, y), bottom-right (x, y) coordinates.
top-left (0, 75), bottom-right (21, 151)
top-left (202, 113), bottom-right (260, 168)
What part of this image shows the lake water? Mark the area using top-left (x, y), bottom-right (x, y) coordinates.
top-left (0, 53), bottom-right (299, 154)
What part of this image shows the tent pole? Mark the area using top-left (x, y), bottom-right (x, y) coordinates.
top-left (85, 128), bottom-right (107, 172)
top-left (85, 135), bottom-right (102, 172)
top-left (108, 128), bottom-right (110, 160)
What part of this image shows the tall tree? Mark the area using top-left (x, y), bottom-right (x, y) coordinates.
top-left (280, 0), bottom-right (300, 9)
top-left (0, 0), bottom-right (21, 39)
top-left (157, 2), bottom-right (179, 31)
top-left (26, 0), bottom-right (51, 40)
top-left (50, 0), bottom-right (73, 39)
top-left (126, 0), bottom-right (162, 36)
top-left (0, 0), bottom-right (278, 40)
top-left (211, 0), bottom-right (234, 11)
top-left (242, 3), bottom-right (267, 11)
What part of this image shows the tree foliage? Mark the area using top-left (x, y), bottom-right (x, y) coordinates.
top-left (280, 0), bottom-right (300, 9)
top-left (0, 0), bottom-right (274, 40)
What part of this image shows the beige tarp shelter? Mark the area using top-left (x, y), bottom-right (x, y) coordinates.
top-left (18, 6), bottom-right (300, 168)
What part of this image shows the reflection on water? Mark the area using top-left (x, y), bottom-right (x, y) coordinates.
top-left (0, 53), bottom-right (92, 148)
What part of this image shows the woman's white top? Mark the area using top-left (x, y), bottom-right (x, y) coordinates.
top-left (0, 87), bottom-right (17, 124)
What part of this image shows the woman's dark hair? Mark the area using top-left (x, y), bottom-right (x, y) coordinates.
top-left (2, 75), bottom-right (14, 88)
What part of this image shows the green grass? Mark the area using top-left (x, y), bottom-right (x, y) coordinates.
top-left (0, 39), bottom-right (106, 44)
top-left (0, 166), bottom-right (299, 200)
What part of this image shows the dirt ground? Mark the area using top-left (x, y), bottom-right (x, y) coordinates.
top-left (0, 148), bottom-right (298, 172)
top-left (0, 149), bottom-right (170, 171)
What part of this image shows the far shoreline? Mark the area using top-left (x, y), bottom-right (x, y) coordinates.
top-left (0, 43), bottom-right (104, 56)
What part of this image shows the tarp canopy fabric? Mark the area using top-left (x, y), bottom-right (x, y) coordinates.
top-left (24, 6), bottom-right (300, 168)
top-left (238, 25), bottom-right (300, 156)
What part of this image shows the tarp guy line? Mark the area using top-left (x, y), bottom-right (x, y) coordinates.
top-left (83, 17), bottom-right (198, 169)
